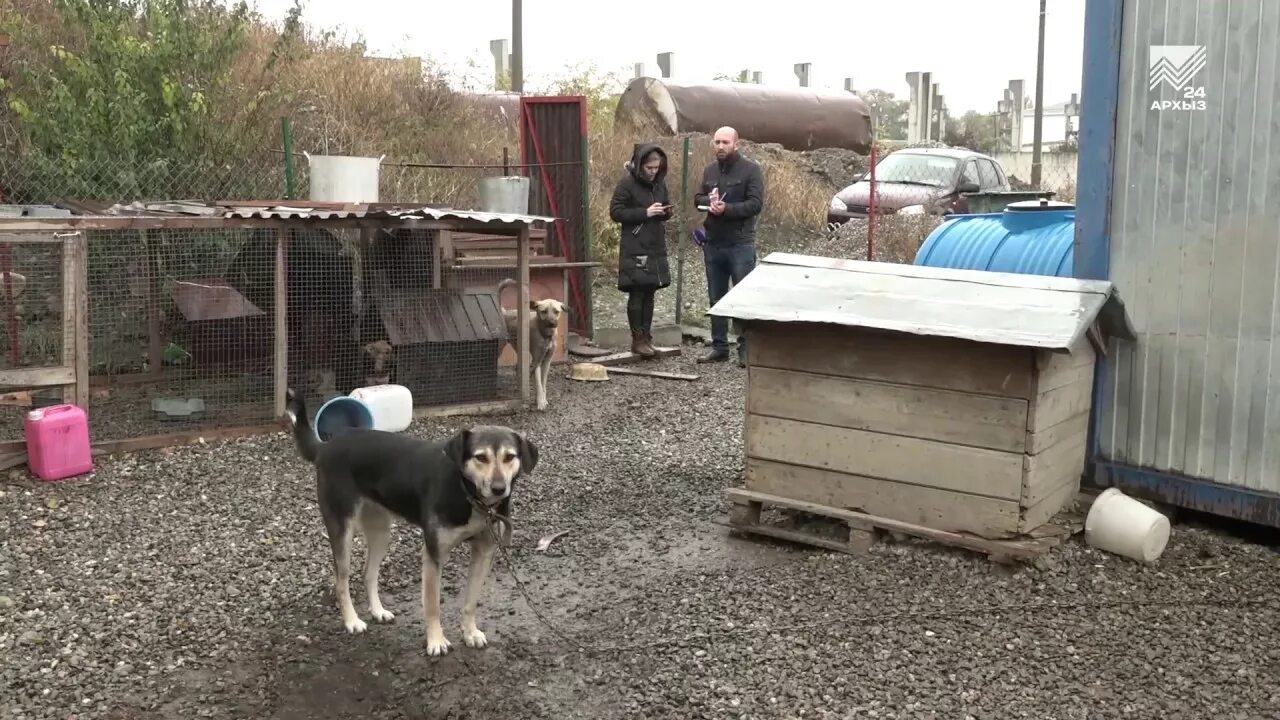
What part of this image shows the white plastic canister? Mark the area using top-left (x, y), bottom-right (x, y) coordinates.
top-left (348, 384), bottom-right (414, 433)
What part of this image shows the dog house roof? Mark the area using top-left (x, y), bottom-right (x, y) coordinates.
top-left (708, 252), bottom-right (1135, 351)
top-left (375, 288), bottom-right (506, 345)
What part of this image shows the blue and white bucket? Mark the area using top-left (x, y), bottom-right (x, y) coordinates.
top-left (313, 395), bottom-right (376, 442)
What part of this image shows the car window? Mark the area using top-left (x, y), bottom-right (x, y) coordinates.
top-left (972, 158), bottom-right (993, 188)
top-left (871, 153), bottom-right (959, 188)
top-left (960, 161), bottom-right (980, 189)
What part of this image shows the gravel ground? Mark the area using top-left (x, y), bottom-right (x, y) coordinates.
top-left (4, 349), bottom-right (1280, 720)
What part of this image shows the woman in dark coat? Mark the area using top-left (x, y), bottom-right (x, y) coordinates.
top-left (609, 142), bottom-right (672, 358)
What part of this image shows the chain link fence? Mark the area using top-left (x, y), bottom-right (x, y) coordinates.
top-left (0, 221), bottom-right (527, 449)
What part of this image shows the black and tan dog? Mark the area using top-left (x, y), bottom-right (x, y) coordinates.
top-left (284, 389), bottom-right (538, 655)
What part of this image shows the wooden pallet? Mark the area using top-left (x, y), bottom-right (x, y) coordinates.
top-left (724, 488), bottom-right (1083, 564)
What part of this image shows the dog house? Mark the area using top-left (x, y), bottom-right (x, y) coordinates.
top-left (362, 230), bottom-right (508, 406)
top-left (710, 252), bottom-right (1134, 541)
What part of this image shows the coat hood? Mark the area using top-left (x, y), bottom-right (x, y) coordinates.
top-left (628, 142), bottom-right (669, 186)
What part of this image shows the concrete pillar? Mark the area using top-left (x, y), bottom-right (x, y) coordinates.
top-left (843, 78), bottom-right (856, 93)
top-left (751, 71), bottom-right (763, 84)
top-left (929, 82), bottom-right (943, 140)
top-left (657, 52), bottom-right (674, 78)
top-left (905, 71), bottom-right (932, 143)
top-left (489, 39), bottom-right (509, 89)
top-left (634, 62), bottom-right (646, 79)
top-left (1008, 79), bottom-right (1025, 151)
top-left (794, 63), bottom-right (811, 87)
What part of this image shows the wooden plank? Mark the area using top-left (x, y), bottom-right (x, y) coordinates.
top-left (726, 488), bottom-right (1049, 560)
top-left (0, 390), bottom-right (32, 406)
top-left (591, 346), bottom-right (681, 366)
top-left (273, 229), bottom-right (288, 420)
top-left (516, 225), bottom-right (531, 405)
top-left (412, 398), bottom-right (522, 419)
top-left (431, 230), bottom-right (444, 289)
top-left (748, 366), bottom-right (1028, 453)
top-left (91, 423), bottom-right (281, 457)
top-left (745, 458), bottom-right (1020, 538)
top-left (605, 367), bottom-right (699, 381)
top-left (1022, 433), bottom-right (1088, 506)
top-left (726, 520), bottom-right (868, 555)
top-left (746, 322), bottom-right (1034, 399)
top-left (746, 413), bottom-right (1025, 501)
top-left (1035, 340), bottom-right (1097, 378)
top-left (1020, 475), bottom-right (1082, 534)
top-left (1026, 411), bottom-right (1089, 455)
top-left (1028, 370), bottom-right (1094, 433)
top-left (73, 233), bottom-right (89, 409)
top-left (0, 366), bottom-right (76, 388)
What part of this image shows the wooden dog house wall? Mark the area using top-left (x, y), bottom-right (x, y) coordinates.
top-left (709, 252), bottom-right (1135, 541)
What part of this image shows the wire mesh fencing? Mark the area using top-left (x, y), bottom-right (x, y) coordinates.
top-left (0, 233), bottom-right (72, 444)
top-left (0, 223), bottom-right (529, 447)
top-left (823, 144), bottom-right (1078, 265)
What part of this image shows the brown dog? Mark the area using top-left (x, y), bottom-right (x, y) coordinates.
top-left (496, 278), bottom-right (565, 411)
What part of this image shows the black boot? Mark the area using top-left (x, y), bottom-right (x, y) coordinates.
top-left (632, 329), bottom-right (655, 358)
top-left (697, 346), bottom-right (730, 363)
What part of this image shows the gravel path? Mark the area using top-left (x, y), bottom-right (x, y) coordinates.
top-left (4, 349), bottom-right (1280, 719)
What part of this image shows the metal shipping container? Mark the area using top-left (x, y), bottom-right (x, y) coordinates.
top-left (1076, 0), bottom-right (1280, 526)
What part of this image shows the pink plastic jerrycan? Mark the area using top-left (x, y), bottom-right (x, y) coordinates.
top-left (24, 403), bottom-right (93, 481)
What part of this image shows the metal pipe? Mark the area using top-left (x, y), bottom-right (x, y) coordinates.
top-left (1031, 0), bottom-right (1047, 187)
top-left (675, 135), bottom-right (690, 325)
top-left (281, 117), bottom-right (296, 200)
top-left (511, 0), bottom-right (523, 93)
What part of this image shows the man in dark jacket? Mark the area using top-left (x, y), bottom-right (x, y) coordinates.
top-left (609, 142), bottom-right (673, 357)
top-left (692, 126), bottom-right (764, 366)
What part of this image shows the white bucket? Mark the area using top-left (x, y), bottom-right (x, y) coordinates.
top-left (348, 384), bottom-right (413, 433)
top-left (1084, 487), bottom-right (1172, 563)
top-left (305, 153), bottom-right (384, 203)
top-left (478, 176), bottom-right (530, 215)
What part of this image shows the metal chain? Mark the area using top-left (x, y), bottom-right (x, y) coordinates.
top-left (475, 512), bottom-right (1275, 657)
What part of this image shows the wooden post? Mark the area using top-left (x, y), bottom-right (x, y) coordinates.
top-left (60, 234), bottom-right (76, 404)
top-left (516, 225), bottom-right (531, 404)
top-left (274, 229), bottom-right (288, 419)
top-left (143, 231), bottom-right (164, 377)
top-left (73, 233), bottom-right (89, 409)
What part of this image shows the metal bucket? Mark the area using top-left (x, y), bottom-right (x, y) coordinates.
top-left (478, 176), bottom-right (530, 215)
top-left (304, 153), bottom-right (384, 203)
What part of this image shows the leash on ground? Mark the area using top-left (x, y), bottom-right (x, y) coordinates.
top-left (472, 506), bottom-right (1275, 657)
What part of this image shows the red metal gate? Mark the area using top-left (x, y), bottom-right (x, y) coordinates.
top-left (517, 96), bottom-right (591, 338)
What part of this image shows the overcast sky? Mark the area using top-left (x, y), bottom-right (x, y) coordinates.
top-left (245, 0), bottom-right (1086, 114)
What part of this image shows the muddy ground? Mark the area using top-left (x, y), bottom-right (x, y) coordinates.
top-left (4, 351), bottom-right (1280, 720)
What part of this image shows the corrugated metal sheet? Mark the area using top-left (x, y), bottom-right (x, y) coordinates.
top-left (708, 252), bottom-right (1131, 350)
top-left (1101, 0), bottom-right (1280, 495)
top-left (89, 199), bottom-right (556, 225)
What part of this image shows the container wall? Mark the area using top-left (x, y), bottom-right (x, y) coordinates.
top-left (1101, 0), bottom-right (1280, 494)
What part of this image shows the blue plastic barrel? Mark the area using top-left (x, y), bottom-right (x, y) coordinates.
top-left (313, 395), bottom-right (375, 442)
top-left (913, 199), bottom-right (1077, 278)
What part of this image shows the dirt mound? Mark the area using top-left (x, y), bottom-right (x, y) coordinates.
top-left (670, 132), bottom-right (869, 192)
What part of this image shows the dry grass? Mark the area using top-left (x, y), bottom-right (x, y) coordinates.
top-left (0, 1), bottom-right (840, 268)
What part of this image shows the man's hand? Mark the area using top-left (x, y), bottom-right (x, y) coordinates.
top-left (708, 199), bottom-right (726, 215)
top-left (646, 202), bottom-right (666, 218)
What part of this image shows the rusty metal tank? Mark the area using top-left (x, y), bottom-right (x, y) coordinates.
top-left (614, 77), bottom-right (873, 154)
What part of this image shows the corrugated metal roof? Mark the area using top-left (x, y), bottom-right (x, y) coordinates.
top-left (708, 252), bottom-right (1134, 350)
top-left (82, 199), bottom-right (556, 224)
